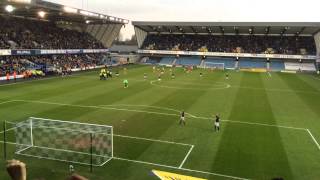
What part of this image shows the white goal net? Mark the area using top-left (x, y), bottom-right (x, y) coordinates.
top-left (204, 62), bottom-right (225, 70)
top-left (12, 117), bottom-right (113, 166)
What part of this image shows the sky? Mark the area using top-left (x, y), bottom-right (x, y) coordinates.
top-left (47, 0), bottom-right (320, 40)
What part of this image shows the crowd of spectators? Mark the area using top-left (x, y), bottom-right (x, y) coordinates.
top-left (142, 34), bottom-right (316, 55)
top-left (0, 15), bottom-right (105, 49)
top-left (0, 54), bottom-right (105, 76)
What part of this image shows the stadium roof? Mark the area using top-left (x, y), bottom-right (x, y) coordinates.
top-left (0, 0), bottom-right (129, 24)
top-left (132, 21), bottom-right (320, 36)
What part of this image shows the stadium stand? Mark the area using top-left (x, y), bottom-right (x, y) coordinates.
top-left (134, 22), bottom-right (319, 73)
top-left (0, 54), bottom-right (105, 76)
top-left (0, 0), bottom-right (128, 81)
top-left (0, 15), bottom-right (104, 49)
top-left (159, 57), bottom-right (175, 65)
top-left (142, 34), bottom-right (316, 55)
top-left (239, 59), bottom-right (267, 69)
top-left (284, 61), bottom-right (316, 72)
top-left (269, 60), bottom-right (285, 71)
top-left (145, 57), bottom-right (160, 65)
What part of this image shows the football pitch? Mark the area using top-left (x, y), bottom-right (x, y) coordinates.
top-left (1, 64), bottom-right (320, 180)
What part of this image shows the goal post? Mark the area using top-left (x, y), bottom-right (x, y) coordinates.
top-left (203, 62), bottom-right (225, 70)
top-left (12, 117), bottom-right (113, 167)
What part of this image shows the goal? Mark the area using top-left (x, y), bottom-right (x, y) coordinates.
top-left (203, 62), bottom-right (225, 70)
top-left (11, 117), bottom-right (113, 167)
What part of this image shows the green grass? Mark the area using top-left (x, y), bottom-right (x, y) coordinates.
top-left (1, 64), bottom-right (320, 180)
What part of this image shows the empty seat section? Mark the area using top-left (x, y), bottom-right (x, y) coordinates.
top-left (176, 57), bottom-right (201, 66)
top-left (270, 60), bottom-right (285, 71)
top-left (159, 57), bottom-right (175, 65)
top-left (239, 59), bottom-right (266, 68)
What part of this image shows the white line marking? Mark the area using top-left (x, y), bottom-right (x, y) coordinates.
top-left (16, 146), bottom-right (32, 154)
top-left (0, 100), bottom-right (15, 105)
top-left (306, 129), bottom-right (320, 151)
top-left (1, 140), bottom-right (246, 179)
top-left (150, 80), bottom-right (231, 90)
top-left (0, 126), bottom-right (16, 134)
top-left (16, 152), bottom-right (103, 167)
top-left (9, 99), bottom-right (308, 131)
top-left (29, 116), bottom-right (113, 128)
top-left (100, 104), bottom-right (196, 118)
top-left (220, 119), bottom-right (306, 131)
top-left (113, 157), bottom-right (249, 180)
top-left (179, 167), bottom-right (250, 180)
top-left (179, 145), bottom-right (194, 169)
top-left (114, 134), bottom-right (193, 147)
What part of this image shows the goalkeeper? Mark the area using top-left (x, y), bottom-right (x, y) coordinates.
top-left (123, 79), bottom-right (129, 88)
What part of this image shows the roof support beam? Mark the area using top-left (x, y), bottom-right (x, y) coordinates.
top-left (219, 26), bottom-right (224, 34)
top-left (206, 27), bottom-right (212, 34)
top-left (313, 28), bottom-right (320, 36)
top-left (136, 26), bottom-right (149, 33)
top-left (265, 26), bottom-right (270, 35)
top-left (281, 27), bottom-right (288, 35)
top-left (190, 26), bottom-right (197, 34)
top-left (148, 25), bottom-right (159, 33)
top-left (176, 26), bottom-right (185, 33)
top-left (162, 26), bottom-right (171, 33)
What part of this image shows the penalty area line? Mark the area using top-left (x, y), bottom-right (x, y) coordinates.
top-left (179, 145), bottom-right (194, 169)
top-left (8, 99), bottom-right (310, 131)
top-left (112, 156), bottom-right (249, 180)
top-left (306, 129), bottom-right (320, 151)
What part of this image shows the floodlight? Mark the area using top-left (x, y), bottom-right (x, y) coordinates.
top-left (38, 11), bottom-right (46, 18)
top-left (5, 5), bottom-right (15, 13)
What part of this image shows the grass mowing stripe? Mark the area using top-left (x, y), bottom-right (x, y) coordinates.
top-left (212, 72), bottom-right (294, 179)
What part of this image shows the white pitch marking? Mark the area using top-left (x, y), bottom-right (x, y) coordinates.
top-left (0, 124), bottom-right (193, 147)
top-left (179, 167), bottom-right (250, 180)
top-left (150, 80), bottom-right (231, 90)
top-left (0, 100), bottom-right (16, 105)
top-left (101, 104), bottom-right (196, 118)
top-left (114, 134), bottom-right (193, 147)
top-left (113, 157), bottom-right (249, 180)
top-left (16, 146), bottom-right (32, 154)
top-left (306, 129), bottom-right (320, 151)
top-left (9, 99), bottom-right (310, 131)
top-left (179, 145), bottom-right (194, 169)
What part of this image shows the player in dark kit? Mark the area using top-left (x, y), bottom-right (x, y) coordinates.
top-left (179, 110), bottom-right (186, 126)
top-left (214, 114), bottom-right (220, 131)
